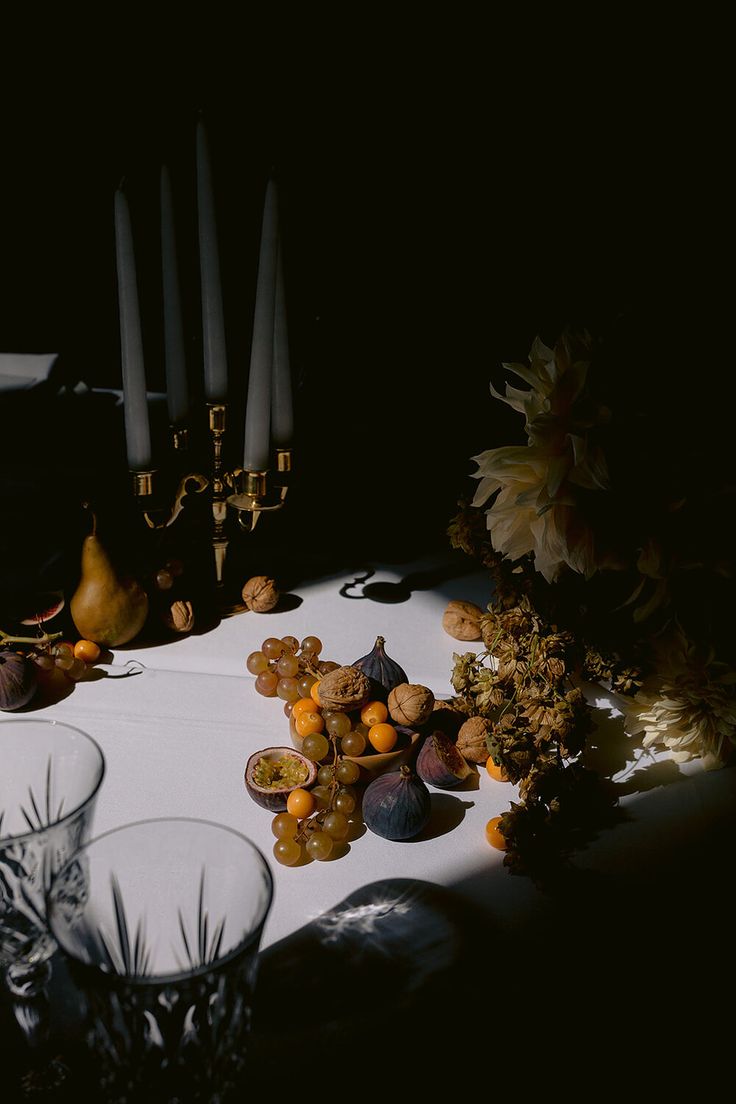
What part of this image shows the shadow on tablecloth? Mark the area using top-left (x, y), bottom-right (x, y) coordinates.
top-left (0, 878), bottom-right (494, 1100)
top-left (3, 841), bottom-right (733, 1098)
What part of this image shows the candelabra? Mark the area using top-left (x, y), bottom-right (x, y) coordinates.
top-left (129, 404), bottom-right (291, 612)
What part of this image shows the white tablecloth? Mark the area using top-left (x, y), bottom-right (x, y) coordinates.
top-left (3, 553), bottom-right (735, 956)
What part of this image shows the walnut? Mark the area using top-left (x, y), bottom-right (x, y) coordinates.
top-left (456, 715), bottom-right (491, 763)
top-left (387, 683), bottom-right (435, 726)
top-left (164, 599), bottom-right (195, 634)
top-left (442, 599), bottom-right (484, 641)
top-left (317, 665), bottom-right (372, 712)
top-left (241, 575), bottom-right (280, 613)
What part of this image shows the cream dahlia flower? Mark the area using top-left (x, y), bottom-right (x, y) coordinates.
top-left (624, 628), bottom-right (736, 769)
top-left (471, 334), bottom-right (610, 583)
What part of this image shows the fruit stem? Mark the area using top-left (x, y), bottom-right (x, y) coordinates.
top-left (0, 628), bottom-right (64, 647)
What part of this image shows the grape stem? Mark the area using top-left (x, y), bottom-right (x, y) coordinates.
top-left (295, 735), bottom-right (341, 844)
top-left (0, 628), bottom-right (64, 647)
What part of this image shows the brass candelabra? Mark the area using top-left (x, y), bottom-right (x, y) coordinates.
top-left (129, 403), bottom-right (290, 611)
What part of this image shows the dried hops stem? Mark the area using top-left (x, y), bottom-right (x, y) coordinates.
top-left (448, 594), bottom-right (616, 880)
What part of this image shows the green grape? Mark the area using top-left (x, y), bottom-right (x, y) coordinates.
top-left (323, 811), bottom-right (349, 841)
top-left (306, 831), bottom-right (334, 861)
top-left (271, 812), bottom-right (299, 839)
top-left (336, 759), bottom-right (361, 785)
top-left (276, 653), bottom-right (300, 678)
top-left (273, 838), bottom-right (302, 866)
top-left (302, 732), bottom-right (330, 761)
top-left (300, 635), bottom-right (323, 657)
top-left (283, 701), bottom-right (295, 717)
top-left (318, 660), bottom-right (340, 675)
top-left (66, 657), bottom-right (87, 681)
top-left (262, 637), bottom-right (286, 660)
top-left (317, 764), bottom-right (336, 785)
top-left (281, 635), bottom-right (300, 653)
top-left (311, 784), bottom-right (332, 809)
top-left (33, 653), bottom-right (55, 671)
top-left (277, 677), bottom-right (300, 702)
top-left (340, 730), bottom-right (366, 756)
top-left (298, 673), bottom-right (318, 697)
top-left (255, 671), bottom-right (279, 696)
top-left (334, 787), bottom-right (356, 815)
top-left (326, 712), bottom-right (351, 738)
top-left (246, 650), bottom-right (269, 675)
top-left (354, 722), bottom-right (370, 739)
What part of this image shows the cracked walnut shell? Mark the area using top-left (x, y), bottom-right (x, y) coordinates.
top-left (456, 715), bottom-right (491, 763)
top-left (241, 575), bottom-right (280, 613)
top-left (317, 665), bottom-right (373, 712)
top-left (442, 599), bottom-right (484, 641)
top-left (388, 683), bottom-right (435, 726)
top-left (164, 599), bottom-right (195, 633)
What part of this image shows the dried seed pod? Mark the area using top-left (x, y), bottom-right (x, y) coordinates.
top-left (164, 599), bottom-right (195, 633)
top-left (317, 665), bottom-right (372, 713)
top-left (456, 715), bottom-right (492, 763)
top-left (242, 575), bottom-right (280, 613)
top-left (442, 599), bottom-right (484, 641)
top-left (387, 683), bottom-right (435, 726)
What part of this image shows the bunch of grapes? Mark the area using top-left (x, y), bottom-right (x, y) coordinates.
top-left (246, 634), bottom-right (398, 867)
top-left (31, 637), bottom-right (102, 683)
top-left (246, 634), bottom-right (337, 709)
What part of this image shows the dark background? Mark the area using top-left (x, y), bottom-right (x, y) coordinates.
top-left (0, 20), bottom-right (727, 616)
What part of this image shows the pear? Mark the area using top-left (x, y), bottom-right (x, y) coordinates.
top-left (70, 507), bottom-right (149, 648)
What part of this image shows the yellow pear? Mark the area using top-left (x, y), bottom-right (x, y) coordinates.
top-left (70, 508), bottom-right (149, 647)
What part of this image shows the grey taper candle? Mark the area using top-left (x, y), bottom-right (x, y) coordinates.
top-left (115, 188), bottom-right (152, 471)
top-left (243, 177), bottom-right (279, 471)
top-left (160, 164), bottom-right (189, 426)
top-left (196, 119), bottom-right (228, 403)
top-left (271, 236), bottom-right (293, 448)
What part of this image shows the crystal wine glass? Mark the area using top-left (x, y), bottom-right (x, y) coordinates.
top-left (0, 718), bottom-right (105, 998)
top-left (47, 817), bottom-right (273, 1103)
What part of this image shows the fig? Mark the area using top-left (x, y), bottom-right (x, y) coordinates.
top-left (244, 746), bottom-right (317, 812)
top-left (416, 730), bottom-right (472, 789)
top-left (19, 591), bottom-right (65, 626)
top-left (362, 764), bottom-right (431, 841)
top-left (352, 636), bottom-right (408, 699)
top-left (0, 649), bottom-right (38, 711)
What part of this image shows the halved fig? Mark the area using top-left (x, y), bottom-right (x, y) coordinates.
top-left (416, 730), bottom-right (472, 789)
top-left (244, 746), bottom-right (317, 812)
top-left (20, 591), bottom-right (65, 626)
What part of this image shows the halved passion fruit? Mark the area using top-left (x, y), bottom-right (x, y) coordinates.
top-left (244, 746), bottom-right (318, 812)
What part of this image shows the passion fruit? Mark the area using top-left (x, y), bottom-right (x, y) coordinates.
top-left (244, 746), bottom-right (318, 812)
top-left (416, 730), bottom-right (472, 789)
